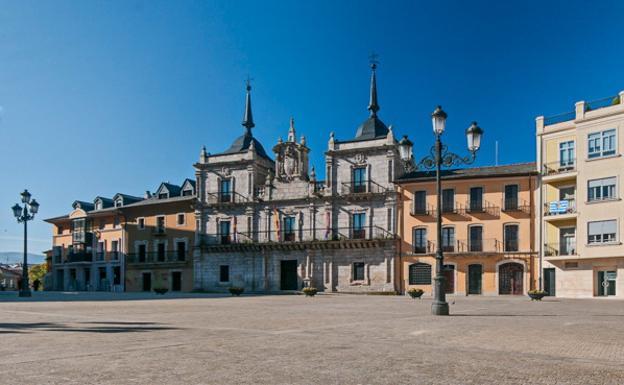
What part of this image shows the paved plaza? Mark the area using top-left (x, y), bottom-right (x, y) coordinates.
top-left (0, 292), bottom-right (623, 384)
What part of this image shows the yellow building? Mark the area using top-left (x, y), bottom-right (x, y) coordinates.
top-left (396, 164), bottom-right (538, 296)
top-left (45, 179), bottom-right (196, 292)
top-left (537, 91), bottom-right (624, 298)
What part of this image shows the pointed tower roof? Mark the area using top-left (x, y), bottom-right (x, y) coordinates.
top-left (354, 55), bottom-right (389, 141)
top-left (222, 79), bottom-right (270, 160)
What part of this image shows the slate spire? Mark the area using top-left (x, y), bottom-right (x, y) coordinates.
top-left (367, 54), bottom-right (380, 117)
top-left (242, 78), bottom-right (255, 133)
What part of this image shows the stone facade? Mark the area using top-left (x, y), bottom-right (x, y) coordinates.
top-left (194, 66), bottom-right (400, 293)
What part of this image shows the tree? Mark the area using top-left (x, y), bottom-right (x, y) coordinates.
top-left (29, 263), bottom-right (47, 291)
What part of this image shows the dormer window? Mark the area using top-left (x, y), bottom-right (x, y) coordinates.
top-left (114, 199), bottom-right (123, 207)
top-left (158, 192), bottom-right (168, 199)
top-left (182, 189), bottom-right (193, 197)
top-left (94, 201), bottom-right (102, 210)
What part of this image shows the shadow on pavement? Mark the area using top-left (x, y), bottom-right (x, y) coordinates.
top-left (0, 321), bottom-right (179, 334)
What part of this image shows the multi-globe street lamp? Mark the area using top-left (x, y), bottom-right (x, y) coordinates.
top-left (398, 106), bottom-right (483, 316)
top-left (11, 190), bottom-right (40, 297)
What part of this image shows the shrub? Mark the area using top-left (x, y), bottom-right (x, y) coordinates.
top-left (528, 289), bottom-right (546, 295)
top-left (407, 288), bottom-right (424, 299)
top-left (611, 96), bottom-right (620, 105)
top-left (229, 286), bottom-right (245, 296)
top-left (302, 287), bottom-right (318, 297)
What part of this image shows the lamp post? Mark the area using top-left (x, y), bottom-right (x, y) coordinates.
top-left (12, 190), bottom-right (40, 297)
top-left (399, 106), bottom-right (483, 315)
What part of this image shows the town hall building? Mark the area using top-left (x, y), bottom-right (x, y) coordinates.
top-left (193, 63), bottom-right (402, 292)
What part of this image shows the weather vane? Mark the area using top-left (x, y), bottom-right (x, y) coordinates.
top-left (369, 52), bottom-right (379, 69)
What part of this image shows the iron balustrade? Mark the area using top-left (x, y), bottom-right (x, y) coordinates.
top-left (206, 191), bottom-right (249, 204)
top-left (544, 241), bottom-right (577, 257)
top-left (456, 238), bottom-right (502, 253)
top-left (204, 225), bottom-right (396, 245)
top-left (465, 200), bottom-right (500, 216)
top-left (504, 239), bottom-right (519, 252)
top-left (411, 203), bottom-right (436, 216)
top-left (127, 251), bottom-right (188, 263)
top-left (502, 199), bottom-right (531, 213)
top-left (412, 240), bottom-right (435, 254)
top-left (542, 160), bottom-right (576, 176)
top-left (585, 95), bottom-right (620, 111)
top-left (65, 251), bottom-right (93, 263)
top-left (340, 180), bottom-right (388, 195)
top-left (313, 181), bottom-right (327, 194)
top-left (543, 110), bottom-right (575, 126)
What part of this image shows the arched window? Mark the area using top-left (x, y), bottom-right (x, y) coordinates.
top-left (409, 263), bottom-right (432, 285)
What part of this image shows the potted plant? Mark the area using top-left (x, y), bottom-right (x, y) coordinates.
top-left (302, 287), bottom-right (318, 297)
top-left (154, 287), bottom-right (168, 295)
top-left (528, 289), bottom-right (546, 301)
top-left (407, 288), bottom-right (424, 299)
top-left (229, 286), bottom-right (244, 296)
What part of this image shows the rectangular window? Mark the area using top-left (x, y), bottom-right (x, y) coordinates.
top-left (177, 213), bottom-right (185, 226)
top-left (96, 241), bottom-right (105, 261)
top-left (182, 189), bottom-right (193, 196)
top-left (442, 227), bottom-right (455, 252)
top-left (469, 226), bottom-right (483, 252)
top-left (219, 265), bottom-right (230, 282)
top-left (504, 185), bottom-right (519, 210)
top-left (157, 242), bottom-right (166, 262)
top-left (412, 228), bottom-right (427, 253)
top-left (409, 263), bottom-right (432, 285)
top-left (504, 224), bottom-right (519, 252)
top-left (137, 217), bottom-right (145, 230)
top-left (588, 220), bottom-right (617, 244)
top-left (219, 221), bottom-right (231, 244)
top-left (220, 179), bottom-right (232, 202)
top-left (57, 225), bottom-right (63, 235)
top-left (353, 262), bottom-right (365, 281)
top-left (469, 187), bottom-right (483, 212)
top-left (283, 217), bottom-right (296, 242)
top-left (352, 167), bottom-right (367, 193)
top-left (111, 240), bottom-right (119, 260)
top-left (158, 192), bottom-right (168, 199)
top-left (442, 189), bottom-right (455, 213)
top-left (413, 191), bottom-right (427, 215)
top-left (138, 244), bottom-right (146, 263)
top-left (588, 129), bottom-right (616, 159)
top-left (114, 217), bottom-right (120, 228)
top-left (588, 177), bottom-right (617, 202)
top-left (352, 213), bottom-right (366, 239)
top-left (156, 216), bottom-right (165, 233)
top-left (559, 141), bottom-right (575, 166)
top-left (176, 241), bottom-right (186, 261)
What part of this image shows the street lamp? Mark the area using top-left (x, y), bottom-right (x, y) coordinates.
top-left (11, 190), bottom-right (40, 297)
top-left (399, 106), bottom-right (483, 316)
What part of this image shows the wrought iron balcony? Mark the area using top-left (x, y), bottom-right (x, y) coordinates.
top-left (544, 242), bottom-right (576, 257)
top-left (204, 226), bottom-right (396, 246)
top-left (502, 199), bottom-right (531, 213)
top-left (313, 181), bottom-right (327, 194)
top-left (465, 200), bottom-right (500, 216)
top-left (206, 191), bottom-right (249, 204)
top-left (341, 180), bottom-right (388, 195)
top-left (542, 160), bottom-right (576, 177)
top-left (126, 251), bottom-right (188, 264)
top-left (152, 227), bottom-right (166, 236)
top-left (456, 239), bottom-right (502, 253)
top-left (66, 251), bottom-right (93, 263)
top-left (412, 240), bottom-right (435, 254)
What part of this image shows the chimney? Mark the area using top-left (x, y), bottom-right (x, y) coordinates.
top-left (145, 191), bottom-right (152, 199)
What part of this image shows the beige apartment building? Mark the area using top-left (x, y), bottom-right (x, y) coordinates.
top-left (537, 90), bottom-right (624, 298)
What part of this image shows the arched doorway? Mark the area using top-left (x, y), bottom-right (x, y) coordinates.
top-left (499, 262), bottom-right (523, 295)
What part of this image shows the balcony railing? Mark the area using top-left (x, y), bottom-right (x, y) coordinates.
top-left (206, 191), bottom-right (249, 204)
top-left (545, 200), bottom-right (576, 216)
top-left (153, 227), bottom-right (166, 236)
top-left (205, 226), bottom-right (395, 245)
top-left (544, 111), bottom-right (575, 126)
top-left (456, 239), bottom-right (502, 253)
top-left (341, 180), bottom-right (388, 195)
top-left (544, 241), bottom-right (576, 257)
top-left (314, 181), bottom-right (327, 194)
top-left (503, 240), bottom-right (519, 252)
top-left (585, 95), bottom-right (620, 111)
top-left (66, 252), bottom-right (93, 263)
top-left (410, 203), bottom-right (435, 217)
top-left (465, 200), bottom-right (500, 216)
top-left (412, 240), bottom-right (435, 254)
top-left (542, 160), bottom-right (576, 176)
top-left (95, 252), bottom-right (105, 261)
top-left (502, 199), bottom-right (531, 213)
top-left (126, 251), bottom-right (188, 264)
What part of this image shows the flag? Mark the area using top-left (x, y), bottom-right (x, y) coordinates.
top-left (324, 211), bottom-right (331, 240)
top-left (274, 208), bottom-right (281, 241)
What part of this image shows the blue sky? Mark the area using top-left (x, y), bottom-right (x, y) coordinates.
top-left (1, 0), bottom-right (624, 253)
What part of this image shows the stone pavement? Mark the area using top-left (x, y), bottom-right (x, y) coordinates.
top-left (0, 292), bottom-right (623, 384)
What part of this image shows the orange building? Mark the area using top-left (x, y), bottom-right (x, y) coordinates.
top-left (396, 163), bottom-right (538, 296)
top-left (44, 179), bottom-right (196, 292)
